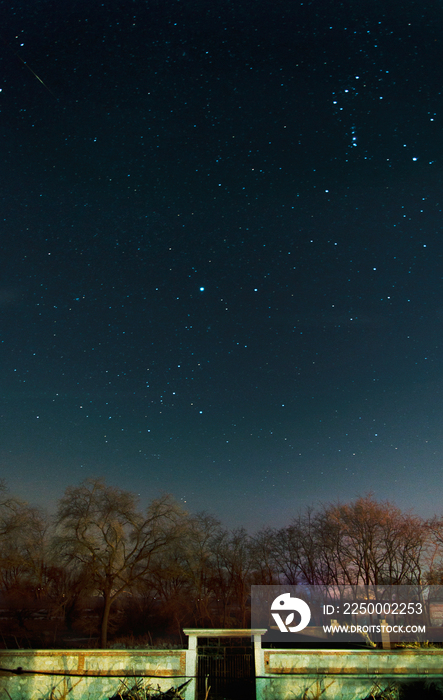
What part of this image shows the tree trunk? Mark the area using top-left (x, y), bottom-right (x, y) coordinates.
top-left (100, 592), bottom-right (113, 648)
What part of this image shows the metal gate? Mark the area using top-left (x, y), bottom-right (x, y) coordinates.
top-left (197, 636), bottom-right (255, 700)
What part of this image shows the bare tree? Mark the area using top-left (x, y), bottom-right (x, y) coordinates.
top-left (53, 478), bottom-right (185, 647)
top-left (145, 511), bottom-right (223, 632)
top-left (210, 527), bottom-right (253, 627)
top-left (249, 527), bottom-right (279, 585)
top-left (0, 483), bottom-right (49, 595)
top-left (271, 496), bottom-right (427, 587)
top-left (273, 507), bottom-right (337, 585)
top-left (318, 495), bottom-right (427, 585)
top-left (0, 482), bottom-right (52, 638)
top-left (44, 563), bottom-right (92, 636)
top-left (424, 516), bottom-right (443, 583)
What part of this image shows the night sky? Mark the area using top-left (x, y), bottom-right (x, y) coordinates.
top-left (2, 0), bottom-right (443, 531)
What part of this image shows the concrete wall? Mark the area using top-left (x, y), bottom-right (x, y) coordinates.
top-left (0, 649), bottom-right (188, 700)
top-left (258, 648), bottom-right (443, 700)
top-left (2, 644), bottom-right (443, 700)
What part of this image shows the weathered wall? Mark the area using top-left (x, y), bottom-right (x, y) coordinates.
top-left (0, 649), bottom-right (188, 700)
top-left (2, 645), bottom-right (443, 700)
top-left (258, 648), bottom-right (443, 700)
